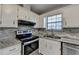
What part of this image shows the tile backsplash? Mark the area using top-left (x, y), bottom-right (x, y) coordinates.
top-left (0, 27), bottom-right (79, 39)
top-left (0, 29), bottom-right (17, 40)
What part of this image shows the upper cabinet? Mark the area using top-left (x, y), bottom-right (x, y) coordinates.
top-left (0, 4), bottom-right (18, 27)
top-left (0, 5), bottom-right (2, 26)
top-left (17, 8), bottom-right (37, 22)
top-left (29, 11), bottom-right (37, 22)
top-left (0, 4), bottom-right (40, 28)
top-left (63, 5), bottom-right (79, 28)
top-left (17, 6), bottom-right (40, 28)
top-left (29, 11), bottom-right (40, 28)
top-left (17, 6), bottom-right (28, 20)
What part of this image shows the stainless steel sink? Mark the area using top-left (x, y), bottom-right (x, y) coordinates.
top-left (44, 35), bottom-right (61, 39)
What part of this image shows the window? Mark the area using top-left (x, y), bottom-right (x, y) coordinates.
top-left (44, 14), bottom-right (62, 31)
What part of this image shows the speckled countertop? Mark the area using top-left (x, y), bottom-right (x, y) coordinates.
top-left (0, 30), bottom-right (21, 49)
top-left (0, 37), bottom-right (21, 49)
top-left (36, 31), bottom-right (79, 45)
top-left (40, 36), bottom-right (79, 45)
top-left (33, 30), bottom-right (79, 45)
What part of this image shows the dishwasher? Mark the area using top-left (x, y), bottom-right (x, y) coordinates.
top-left (63, 42), bottom-right (79, 55)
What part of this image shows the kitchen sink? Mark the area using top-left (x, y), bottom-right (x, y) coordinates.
top-left (44, 35), bottom-right (61, 39)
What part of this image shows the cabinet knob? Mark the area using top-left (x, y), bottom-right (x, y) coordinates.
top-left (13, 21), bottom-right (15, 24)
top-left (17, 16), bottom-right (18, 18)
top-left (0, 21), bottom-right (2, 24)
top-left (25, 16), bottom-right (26, 18)
top-left (9, 48), bottom-right (16, 51)
top-left (63, 18), bottom-right (67, 26)
top-left (65, 20), bottom-right (67, 25)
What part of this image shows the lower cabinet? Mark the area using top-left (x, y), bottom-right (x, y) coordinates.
top-left (39, 38), bottom-right (47, 54)
top-left (0, 43), bottom-right (21, 55)
top-left (39, 38), bottom-right (61, 55)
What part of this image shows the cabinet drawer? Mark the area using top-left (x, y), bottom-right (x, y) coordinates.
top-left (8, 51), bottom-right (21, 55)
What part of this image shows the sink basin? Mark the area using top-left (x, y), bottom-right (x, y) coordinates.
top-left (44, 35), bottom-right (61, 39)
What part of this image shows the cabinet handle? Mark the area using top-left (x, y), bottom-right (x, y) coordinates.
top-left (17, 16), bottom-right (18, 18)
top-left (46, 44), bottom-right (47, 48)
top-left (13, 21), bottom-right (15, 24)
top-left (9, 48), bottom-right (16, 51)
top-left (65, 20), bottom-right (67, 25)
top-left (60, 48), bottom-right (61, 51)
top-left (25, 16), bottom-right (27, 18)
top-left (0, 21), bottom-right (2, 24)
top-left (63, 18), bottom-right (67, 26)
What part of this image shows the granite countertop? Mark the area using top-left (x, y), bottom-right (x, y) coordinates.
top-left (40, 36), bottom-right (79, 45)
top-left (33, 30), bottom-right (79, 45)
top-left (0, 38), bottom-right (21, 49)
top-left (54, 32), bottom-right (79, 39)
top-left (39, 32), bottom-right (79, 45)
top-left (55, 32), bottom-right (79, 45)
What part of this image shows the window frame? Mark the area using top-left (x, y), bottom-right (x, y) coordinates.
top-left (46, 13), bottom-right (63, 31)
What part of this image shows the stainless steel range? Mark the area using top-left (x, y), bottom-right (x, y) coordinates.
top-left (16, 31), bottom-right (39, 55)
top-left (21, 36), bottom-right (39, 55)
top-left (16, 20), bottom-right (39, 55)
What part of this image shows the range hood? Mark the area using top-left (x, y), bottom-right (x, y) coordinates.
top-left (18, 20), bottom-right (36, 26)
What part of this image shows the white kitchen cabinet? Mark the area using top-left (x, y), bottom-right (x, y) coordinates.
top-left (39, 38), bottom-right (61, 55)
top-left (39, 38), bottom-right (47, 54)
top-left (9, 51), bottom-right (21, 55)
top-left (30, 12), bottom-right (38, 22)
top-left (17, 5), bottom-right (40, 27)
top-left (27, 10), bottom-right (31, 21)
top-left (29, 11), bottom-right (40, 28)
top-left (34, 14), bottom-right (40, 28)
top-left (26, 11), bottom-right (36, 22)
top-left (17, 6), bottom-right (35, 21)
top-left (46, 39), bottom-right (61, 55)
top-left (0, 5), bottom-right (2, 27)
top-left (17, 6), bottom-right (28, 20)
top-left (1, 4), bottom-right (17, 27)
top-left (63, 5), bottom-right (79, 27)
top-left (0, 43), bottom-right (21, 55)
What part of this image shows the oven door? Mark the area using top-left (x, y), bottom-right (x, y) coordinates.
top-left (24, 41), bottom-right (38, 55)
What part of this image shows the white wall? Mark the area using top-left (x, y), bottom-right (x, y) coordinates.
top-left (40, 5), bottom-right (79, 28)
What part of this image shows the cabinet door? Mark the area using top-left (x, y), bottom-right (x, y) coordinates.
top-left (0, 5), bottom-right (2, 27)
top-left (18, 6), bottom-right (27, 20)
top-left (63, 5), bottom-right (79, 27)
top-left (30, 12), bottom-right (36, 22)
top-left (39, 38), bottom-right (47, 54)
top-left (2, 4), bottom-right (17, 27)
top-left (9, 51), bottom-right (21, 55)
top-left (27, 11), bottom-right (32, 21)
top-left (30, 12), bottom-right (40, 28)
top-left (46, 40), bottom-right (61, 55)
top-left (34, 15), bottom-right (39, 28)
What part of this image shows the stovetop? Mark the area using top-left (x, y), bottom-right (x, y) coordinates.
top-left (18, 36), bottom-right (39, 43)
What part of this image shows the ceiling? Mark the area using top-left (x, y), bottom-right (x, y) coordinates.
top-left (23, 4), bottom-right (70, 15)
